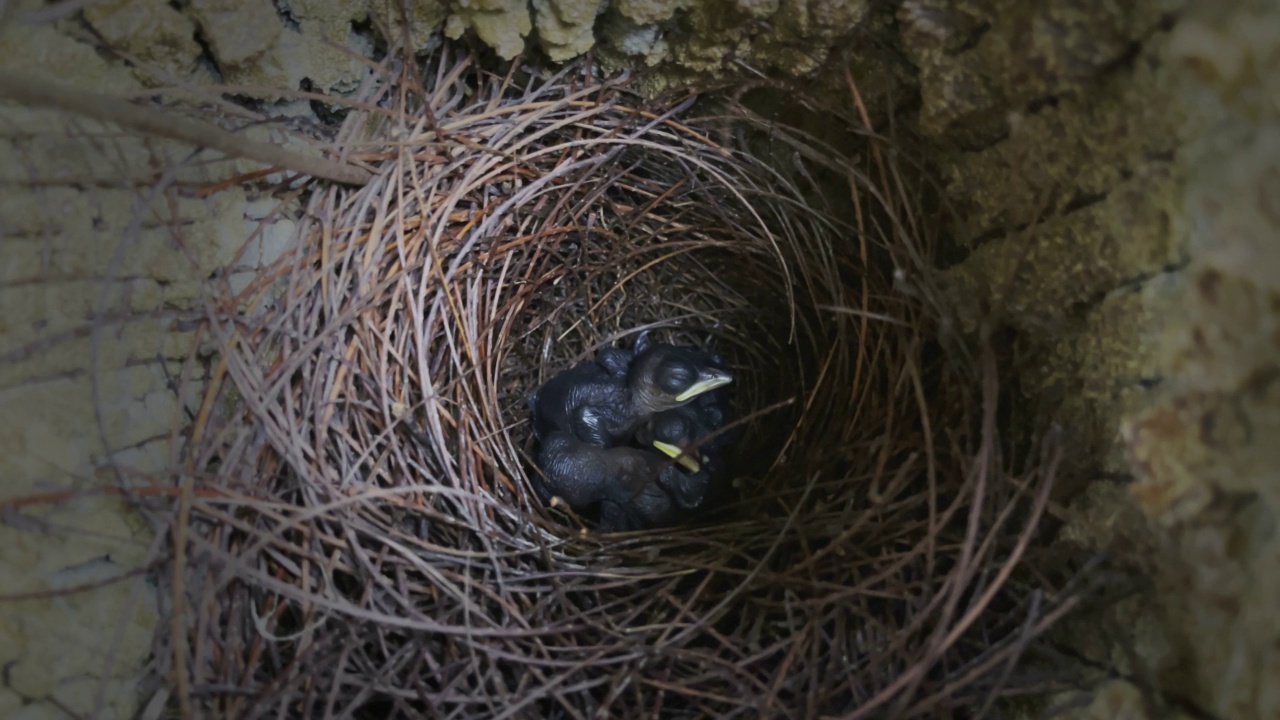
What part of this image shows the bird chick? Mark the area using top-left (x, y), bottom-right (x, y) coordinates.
top-left (634, 344), bottom-right (736, 463)
top-left (636, 406), bottom-right (716, 473)
top-left (597, 449), bottom-right (712, 532)
top-left (534, 430), bottom-right (709, 531)
top-left (634, 398), bottom-right (739, 511)
top-left (598, 479), bottom-right (690, 532)
top-left (528, 340), bottom-right (732, 448)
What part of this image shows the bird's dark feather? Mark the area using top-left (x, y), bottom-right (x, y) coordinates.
top-left (529, 361), bottom-right (633, 447)
top-left (537, 431), bottom-right (708, 529)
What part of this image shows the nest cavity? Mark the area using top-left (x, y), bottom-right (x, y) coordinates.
top-left (168, 44), bottom-right (1071, 719)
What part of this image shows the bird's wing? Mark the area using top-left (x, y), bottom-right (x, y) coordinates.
top-left (536, 433), bottom-right (613, 508)
top-left (570, 405), bottom-right (613, 447)
top-left (633, 330), bottom-right (652, 355)
top-left (595, 347), bottom-right (634, 377)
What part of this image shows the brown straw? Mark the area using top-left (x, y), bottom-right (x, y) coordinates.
top-left (127, 44), bottom-right (1081, 719)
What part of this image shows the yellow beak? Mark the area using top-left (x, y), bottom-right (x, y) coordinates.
top-left (652, 440), bottom-right (702, 473)
top-left (674, 369), bottom-right (732, 403)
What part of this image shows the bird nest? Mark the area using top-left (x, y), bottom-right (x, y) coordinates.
top-left (163, 44), bottom-right (1078, 718)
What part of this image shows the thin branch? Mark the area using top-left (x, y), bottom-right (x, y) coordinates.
top-left (0, 70), bottom-right (373, 186)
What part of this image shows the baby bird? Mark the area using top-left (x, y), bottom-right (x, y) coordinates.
top-left (528, 340), bottom-right (732, 449)
top-left (598, 478), bottom-right (694, 532)
top-left (636, 407), bottom-right (716, 474)
top-left (534, 430), bottom-right (709, 531)
top-left (635, 346), bottom-right (736, 464)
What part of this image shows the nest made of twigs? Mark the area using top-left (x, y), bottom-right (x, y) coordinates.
top-left (161, 42), bottom-right (1078, 719)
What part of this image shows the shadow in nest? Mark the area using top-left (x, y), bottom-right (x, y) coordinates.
top-left (159, 40), bottom-right (1089, 719)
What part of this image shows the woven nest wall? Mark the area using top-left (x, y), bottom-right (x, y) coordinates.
top-left (166, 44), bottom-right (1077, 718)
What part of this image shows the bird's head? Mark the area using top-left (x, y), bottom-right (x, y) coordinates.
top-left (637, 408), bottom-right (712, 473)
top-left (628, 343), bottom-right (733, 415)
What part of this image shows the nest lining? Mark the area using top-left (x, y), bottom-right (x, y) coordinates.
top-left (163, 43), bottom-right (1076, 719)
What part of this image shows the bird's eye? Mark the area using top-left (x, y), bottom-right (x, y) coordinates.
top-left (657, 360), bottom-right (695, 394)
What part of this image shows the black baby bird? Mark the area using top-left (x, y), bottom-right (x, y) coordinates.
top-left (634, 392), bottom-right (738, 508)
top-left (598, 475), bottom-right (700, 532)
top-left (528, 335), bottom-right (733, 449)
top-left (636, 405), bottom-right (720, 477)
top-left (535, 430), bottom-right (710, 531)
top-left (635, 345), bottom-right (735, 461)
